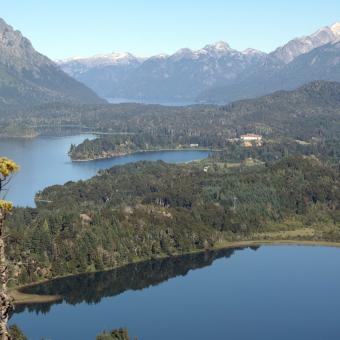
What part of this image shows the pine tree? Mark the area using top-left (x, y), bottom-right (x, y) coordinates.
top-left (0, 157), bottom-right (19, 340)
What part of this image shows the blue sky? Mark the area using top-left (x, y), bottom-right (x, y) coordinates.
top-left (1, 0), bottom-right (339, 60)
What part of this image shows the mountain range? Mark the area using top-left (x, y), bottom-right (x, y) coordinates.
top-left (1, 17), bottom-right (340, 109)
top-left (0, 18), bottom-right (103, 110)
top-left (58, 23), bottom-right (340, 104)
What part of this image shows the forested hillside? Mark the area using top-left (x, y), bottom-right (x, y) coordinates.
top-left (1, 80), bottom-right (339, 142)
top-left (6, 156), bottom-right (340, 286)
top-left (67, 81), bottom-right (340, 160)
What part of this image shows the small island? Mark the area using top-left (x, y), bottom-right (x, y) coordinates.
top-left (68, 134), bottom-right (208, 161)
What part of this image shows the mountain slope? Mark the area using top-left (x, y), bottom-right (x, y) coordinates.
top-left (275, 41), bottom-right (340, 85)
top-left (0, 18), bottom-right (104, 109)
top-left (271, 22), bottom-right (340, 63)
top-left (199, 41), bottom-right (340, 104)
top-left (58, 52), bottom-right (142, 99)
top-left (62, 80), bottom-right (340, 160)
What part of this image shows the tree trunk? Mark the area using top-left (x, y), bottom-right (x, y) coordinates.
top-left (0, 213), bottom-right (12, 340)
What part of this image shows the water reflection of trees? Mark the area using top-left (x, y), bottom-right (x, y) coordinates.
top-left (14, 247), bottom-right (256, 314)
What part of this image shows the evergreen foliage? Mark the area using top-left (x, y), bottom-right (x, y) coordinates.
top-left (6, 156), bottom-right (340, 286)
top-left (96, 328), bottom-right (130, 340)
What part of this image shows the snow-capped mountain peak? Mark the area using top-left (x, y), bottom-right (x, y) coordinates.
top-left (151, 53), bottom-right (169, 59)
top-left (211, 41), bottom-right (231, 51)
top-left (95, 51), bottom-right (134, 61)
top-left (202, 41), bottom-right (232, 54)
top-left (169, 42), bottom-right (236, 61)
top-left (330, 22), bottom-right (340, 36)
top-left (59, 52), bottom-right (139, 67)
top-left (242, 48), bottom-right (265, 56)
top-left (57, 52), bottom-right (141, 77)
top-left (58, 21), bottom-right (340, 103)
top-left (271, 23), bottom-right (340, 63)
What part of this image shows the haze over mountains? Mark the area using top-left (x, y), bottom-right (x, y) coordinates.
top-left (0, 16), bottom-right (339, 109)
top-left (59, 23), bottom-right (340, 104)
top-left (0, 18), bottom-right (103, 109)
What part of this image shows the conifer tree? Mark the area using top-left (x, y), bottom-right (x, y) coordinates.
top-left (0, 157), bottom-right (19, 340)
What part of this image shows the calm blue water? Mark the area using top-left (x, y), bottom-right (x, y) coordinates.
top-left (2, 137), bottom-right (340, 339)
top-left (11, 245), bottom-right (340, 340)
top-left (0, 135), bottom-right (208, 207)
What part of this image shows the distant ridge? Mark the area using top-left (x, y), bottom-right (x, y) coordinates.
top-left (199, 40), bottom-right (340, 104)
top-left (58, 40), bottom-right (272, 101)
top-left (270, 22), bottom-right (340, 63)
top-left (58, 22), bottom-right (340, 104)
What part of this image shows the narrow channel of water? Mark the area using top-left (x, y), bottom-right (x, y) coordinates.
top-left (0, 135), bottom-right (209, 206)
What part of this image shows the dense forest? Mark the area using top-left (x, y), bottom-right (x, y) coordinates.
top-left (69, 133), bottom-right (209, 160)
top-left (210, 138), bottom-right (340, 164)
top-left (1, 80), bottom-right (339, 292)
top-left (5, 156), bottom-right (340, 287)
top-left (62, 80), bottom-right (340, 160)
top-left (96, 328), bottom-right (130, 340)
top-left (69, 134), bottom-right (340, 163)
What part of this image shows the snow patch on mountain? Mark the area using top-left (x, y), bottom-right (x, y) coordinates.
top-left (330, 22), bottom-right (340, 36)
top-left (59, 52), bottom-right (139, 67)
top-left (272, 23), bottom-right (340, 63)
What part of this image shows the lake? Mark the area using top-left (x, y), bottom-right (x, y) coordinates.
top-left (0, 135), bottom-right (209, 206)
top-left (11, 245), bottom-right (340, 340)
top-left (2, 136), bottom-right (340, 340)
top-left (106, 98), bottom-right (195, 106)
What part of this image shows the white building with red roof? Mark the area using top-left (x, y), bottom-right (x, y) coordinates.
top-left (240, 134), bottom-right (262, 142)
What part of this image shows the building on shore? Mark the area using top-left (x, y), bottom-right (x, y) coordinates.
top-left (240, 134), bottom-right (262, 142)
top-left (240, 134), bottom-right (263, 147)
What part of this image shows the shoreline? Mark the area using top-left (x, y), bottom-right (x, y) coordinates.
top-left (0, 134), bottom-right (39, 140)
top-left (70, 147), bottom-right (214, 162)
top-left (10, 289), bottom-right (63, 305)
top-left (10, 238), bottom-right (340, 305)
